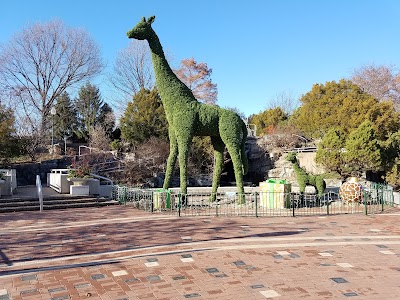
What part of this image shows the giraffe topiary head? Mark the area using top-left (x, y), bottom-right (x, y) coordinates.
top-left (127, 16), bottom-right (155, 40)
top-left (286, 152), bottom-right (298, 164)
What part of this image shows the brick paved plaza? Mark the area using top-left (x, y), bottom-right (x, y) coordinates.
top-left (1, 206), bottom-right (400, 299)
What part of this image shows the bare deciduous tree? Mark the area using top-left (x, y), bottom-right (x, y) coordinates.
top-left (268, 90), bottom-right (299, 115)
top-left (174, 57), bottom-right (218, 104)
top-left (122, 137), bottom-right (170, 186)
top-left (0, 19), bottom-right (104, 137)
top-left (15, 116), bottom-right (43, 161)
top-left (351, 64), bottom-right (400, 110)
top-left (89, 125), bottom-right (111, 151)
top-left (109, 40), bottom-right (154, 112)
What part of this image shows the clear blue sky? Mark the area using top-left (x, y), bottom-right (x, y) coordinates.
top-left (1, 0), bottom-right (400, 117)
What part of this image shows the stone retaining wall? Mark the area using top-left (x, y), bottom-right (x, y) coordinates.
top-left (5, 158), bottom-right (71, 186)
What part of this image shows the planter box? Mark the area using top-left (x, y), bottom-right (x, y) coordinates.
top-left (70, 185), bottom-right (90, 196)
top-left (0, 175), bottom-right (12, 196)
top-left (0, 169), bottom-right (17, 196)
top-left (67, 177), bottom-right (100, 196)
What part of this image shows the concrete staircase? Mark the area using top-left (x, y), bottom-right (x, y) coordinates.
top-left (0, 195), bottom-right (119, 213)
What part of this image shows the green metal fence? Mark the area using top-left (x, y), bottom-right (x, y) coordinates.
top-left (112, 183), bottom-right (395, 218)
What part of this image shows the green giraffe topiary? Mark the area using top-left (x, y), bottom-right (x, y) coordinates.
top-left (127, 16), bottom-right (248, 201)
top-left (286, 152), bottom-right (326, 197)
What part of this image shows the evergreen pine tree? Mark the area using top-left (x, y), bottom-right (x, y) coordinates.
top-left (53, 92), bottom-right (77, 140)
top-left (0, 103), bottom-right (18, 163)
top-left (343, 120), bottom-right (382, 176)
top-left (120, 88), bottom-right (168, 144)
top-left (75, 82), bottom-right (103, 141)
top-left (97, 102), bottom-right (115, 138)
top-left (315, 127), bottom-right (346, 175)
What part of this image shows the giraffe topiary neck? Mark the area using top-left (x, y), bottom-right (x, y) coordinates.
top-left (147, 31), bottom-right (174, 85)
top-left (291, 161), bottom-right (304, 175)
top-left (145, 30), bottom-right (196, 119)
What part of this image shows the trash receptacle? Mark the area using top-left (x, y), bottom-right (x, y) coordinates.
top-left (153, 189), bottom-right (171, 209)
top-left (259, 179), bottom-right (291, 208)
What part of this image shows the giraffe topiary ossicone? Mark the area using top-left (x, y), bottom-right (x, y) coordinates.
top-left (127, 16), bottom-right (248, 202)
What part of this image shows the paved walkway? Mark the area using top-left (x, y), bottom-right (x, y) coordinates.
top-left (1, 206), bottom-right (400, 299)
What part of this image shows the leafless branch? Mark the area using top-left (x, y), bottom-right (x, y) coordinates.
top-left (0, 19), bottom-right (104, 136)
top-left (351, 64), bottom-right (400, 110)
top-left (108, 40), bottom-right (155, 113)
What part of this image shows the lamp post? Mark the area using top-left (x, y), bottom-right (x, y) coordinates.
top-left (50, 107), bottom-right (56, 155)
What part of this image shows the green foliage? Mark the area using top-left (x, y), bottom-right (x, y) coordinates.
top-left (110, 139), bottom-right (122, 151)
top-left (285, 152), bottom-right (297, 164)
top-left (249, 106), bottom-right (288, 135)
top-left (97, 102), bottom-right (116, 138)
top-left (0, 103), bottom-right (19, 163)
top-left (75, 82), bottom-right (104, 141)
top-left (53, 92), bottom-right (78, 140)
top-left (0, 105), bottom-right (15, 140)
top-left (292, 79), bottom-right (379, 139)
top-left (381, 131), bottom-right (400, 189)
top-left (343, 120), bottom-right (382, 176)
top-left (120, 88), bottom-right (168, 144)
top-left (382, 131), bottom-right (400, 166)
top-left (385, 158), bottom-right (400, 190)
top-left (286, 152), bottom-right (326, 196)
top-left (316, 127), bottom-right (346, 175)
top-left (127, 16), bottom-right (248, 198)
top-left (366, 100), bottom-right (400, 140)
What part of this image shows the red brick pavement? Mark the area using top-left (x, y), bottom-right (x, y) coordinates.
top-left (1, 206), bottom-right (400, 299)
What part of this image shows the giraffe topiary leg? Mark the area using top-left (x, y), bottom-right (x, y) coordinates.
top-left (176, 134), bottom-right (192, 198)
top-left (316, 176), bottom-right (326, 196)
top-left (299, 182), bottom-right (306, 207)
top-left (163, 130), bottom-right (178, 190)
top-left (210, 136), bottom-right (225, 202)
top-left (219, 112), bottom-right (246, 204)
top-left (225, 143), bottom-right (245, 204)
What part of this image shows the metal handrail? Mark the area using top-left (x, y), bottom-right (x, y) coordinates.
top-left (91, 173), bottom-right (113, 186)
top-left (36, 175), bottom-right (43, 212)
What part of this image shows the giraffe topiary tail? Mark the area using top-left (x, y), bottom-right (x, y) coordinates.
top-left (241, 121), bottom-right (248, 175)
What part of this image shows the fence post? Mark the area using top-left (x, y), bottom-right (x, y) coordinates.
top-left (363, 190), bottom-right (368, 216)
top-left (255, 192), bottom-right (258, 218)
top-left (117, 186), bottom-right (127, 205)
top-left (151, 191), bottom-right (154, 213)
top-left (326, 199), bottom-right (329, 216)
top-left (178, 193), bottom-right (181, 217)
top-left (123, 186), bottom-right (127, 205)
top-left (381, 186), bottom-right (384, 212)
top-left (216, 197), bottom-right (219, 217)
top-left (390, 188), bottom-right (395, 207)
top-left (292, 194), bottom-right (295, 217)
